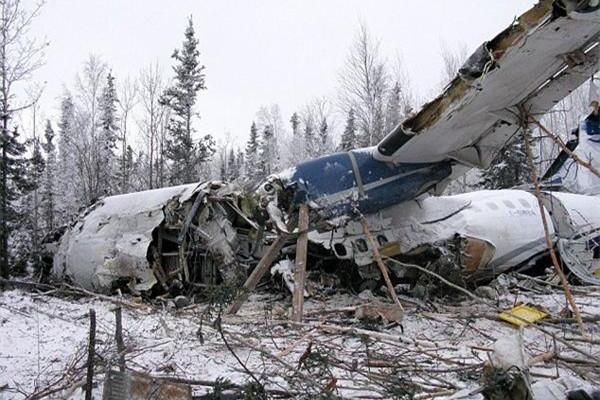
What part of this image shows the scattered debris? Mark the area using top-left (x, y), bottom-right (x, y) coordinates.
top-left (498, 304), bottom-right (548, 327)
top-left (102, 369), bottom-right (192, 400)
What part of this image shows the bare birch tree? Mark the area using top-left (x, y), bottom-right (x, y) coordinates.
top-left (338, 23), bottom-right (388, 147)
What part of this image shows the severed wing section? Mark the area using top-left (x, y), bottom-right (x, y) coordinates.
top-left (375, 0), bottom-right (600, 168)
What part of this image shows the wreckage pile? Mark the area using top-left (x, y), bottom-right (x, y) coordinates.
top-left (0, 270), bottom-right (599, 399)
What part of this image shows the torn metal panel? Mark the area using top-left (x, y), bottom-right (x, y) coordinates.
top-left (53, 184), bottom-right (200, 293)
top-left (53, 181), bottom-right (260, 293)
top-left (539, 191), bottom-right (600, 284)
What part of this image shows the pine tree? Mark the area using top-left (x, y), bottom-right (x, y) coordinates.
top-left (56, 93), bottom-right (79, 223)
top-left (340, 108), bottom-right (357, 151)
top-left (245, 122), bottom-right (260, 180)
top-left (4, 127), bottom-right (37, 273)
top-left (290, 112), bottom-right (300, 136)
top-left (160, 16), bottom-right (215, 184)
top-left (119, 145), bottom-right (135, 193)
top-left (303, 118), bottom-right (315, 158)
top-left (41, 120), bottom-right (56, 232)
top-left (384, 81), bottom-right (401, 134)
top-left (480, 132), bottom-right (532, 189)
top-left (227, 148), bottom-right (237, 180)
top-left (235, 148), bottom-right (245, 179)
top-left (259, 124), bottom-right (275, 178)
top-left (318, 117), bottom-right (329, 156)
top-left (97, 72), bottom-right (120, 198)
top-left (26, 135), bottom-right (45, 271)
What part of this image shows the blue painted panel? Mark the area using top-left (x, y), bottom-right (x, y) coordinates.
top-left (289, 152), bottom-right (356, 203)
top-left (282, 148), bottom-right (453, 217)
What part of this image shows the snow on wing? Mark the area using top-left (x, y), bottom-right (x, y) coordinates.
top-left (375, 0), bottom-right (600, 168)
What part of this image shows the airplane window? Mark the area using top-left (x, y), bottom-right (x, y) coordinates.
top-left (486, 202), bottom-right (499, 210)
top-left (355, 239), bottom-right (369, 253)
top-left (334, 243), bottom-right (347, 257)
top-left (518, 199), bottom-right (531, 208)
top-left (377, 126), bottom-right (413, 156)
top-left (377, 235), bottom-right (388, 246)
top-left (502, 200), bottom-right (515, 209)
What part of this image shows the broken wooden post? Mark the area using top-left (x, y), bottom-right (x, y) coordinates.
top-left (85, 308), bottom-right (96, 400)
top-left (360, 218), bottom-right (404, 311)
top-left (227, 234), bottom-right (289, 315)
top-left (292, 204), bottom-right (309, 322)
top-left (114, 307), bottom-right (126, 372)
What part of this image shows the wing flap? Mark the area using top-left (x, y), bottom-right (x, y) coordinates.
top-left (375, 0), bottom-right (600, 167)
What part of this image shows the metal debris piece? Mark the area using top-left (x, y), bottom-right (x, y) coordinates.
top-left (102, 369), bottom-right (191, 400)
top-left (355, 303), bottom-right (403, 324)
top-left (498, 304), bottom-right (548, 327)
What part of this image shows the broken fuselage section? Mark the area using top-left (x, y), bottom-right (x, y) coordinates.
top-left (53, 181), bottom-right (266, 294)
top-left (309, 189), bottom-right (600, 286)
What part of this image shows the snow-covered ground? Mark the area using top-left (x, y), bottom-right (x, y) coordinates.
top-left (0, 277), bottom-right (599, 399)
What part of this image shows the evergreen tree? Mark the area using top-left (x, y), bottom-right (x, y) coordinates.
top-left (480, 132), bottom-right (532, 189)
top-left (259, 124), bottom-right (275, 178)
top-left (160, 16), bottom-right (215, 184)
top-left (227, 148), bottom-right (237, 180)
top-left (340, 108), bottom-right (357, 151)
top-left (25, 135), bottom-right (45, 271)
top-left (119, 145), bottom-right (135, 193)
top-left (303, 118), bottom-right (315, 158)
top-left (56, 94), bottom-right (79, 223)
top-left (384, 81), bottom-right (402, 134)
top-left (245, 122), bottom-right (260, 180)
top-left (317, 117), bottom-right (329, 156)
top-left (290, 112), bottom-right (300, 136)
top-left (4, 127), bottom-right (36, 273)
top-left (235, 148), bottom-right (245, 179)
top-left (97, 72), bottom-right (120, 197)
top-left (41, 120), bottom-right (56, 232)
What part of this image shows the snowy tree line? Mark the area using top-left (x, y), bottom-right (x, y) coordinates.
top-left (0, 1), bottom-right (592, 277)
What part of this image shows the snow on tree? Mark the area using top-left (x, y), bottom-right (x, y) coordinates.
top-left (244, 122), bottom-right (260, 180)
top-left (160, 16), bottom-right (215, 185)
top-left (97, 72), bottom-right (120, 197)
top-left (41, 120), bottom-right (57, 233)
top-left (340, 108), bottom-right (357, 151)
top-left (227, 148), bottom-right (238, 181)
top-left (290, 112), bottom-right (300, 136)
top-left (117, 76), bottom-right (138, 191)
top-left (479, 131), bottom-right (532, 190)
top-left (259, 124), bottom-right (275, 178)
top-left (56, 93), bottom-right (80, 223)
top-left (338, 23), bottom-right (388, 147)
top-left (0, 0), bottom-right (46, 277)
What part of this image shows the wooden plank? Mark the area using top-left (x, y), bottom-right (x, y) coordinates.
top-left (360, 218), bottom-right (404, 312)
top-left (85, 309), bottom-right (96, 400)
top-left (226, 234), bottom-right (289, 315)
top-left (291, 204), bottom-right (309, 322)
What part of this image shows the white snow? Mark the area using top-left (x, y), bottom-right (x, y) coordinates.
top-left (1, 281), bottom-right (598, 399)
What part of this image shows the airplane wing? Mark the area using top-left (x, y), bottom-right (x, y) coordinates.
top-left (374, 0), bottom-right (600, 168)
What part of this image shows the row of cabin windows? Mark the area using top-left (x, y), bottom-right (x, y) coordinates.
top-left (352, 234), bottom-right (389, 254)
top-left (342, 199), bottom-right (534, 256)
top-left (469, 198), bottom-right (534, 212)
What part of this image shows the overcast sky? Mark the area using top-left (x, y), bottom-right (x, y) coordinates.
top-left (28, 0), bottom-right (536, 146)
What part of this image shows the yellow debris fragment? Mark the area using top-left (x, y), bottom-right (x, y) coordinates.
top-left (498, 304), bottom-right (547, 327)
